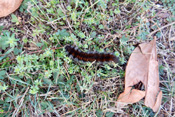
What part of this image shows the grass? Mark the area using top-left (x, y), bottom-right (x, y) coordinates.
top-left (0, 0), bottom-right (175, 116)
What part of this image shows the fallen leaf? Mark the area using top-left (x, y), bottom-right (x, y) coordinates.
top-left (117, 87), bottom-right (145, 104)
top-left (116, 38), bottom-right (162, 112)
top-left (0, 0), bottom-right (23, 18)
top-left (152, 90), bottom-right (162, 112)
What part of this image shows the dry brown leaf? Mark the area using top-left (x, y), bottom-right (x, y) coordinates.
top-left (116, 38), bottom-right (162, 112)
top-left (117, 87), bottom-right (145, 103)
top-left (0, 0), bottom-right (23, 18)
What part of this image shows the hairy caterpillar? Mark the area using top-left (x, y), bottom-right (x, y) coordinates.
top-left (65, 45), bottom-right (119, 63)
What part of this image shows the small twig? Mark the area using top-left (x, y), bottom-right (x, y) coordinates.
top-left (51, 46), bottom-right (64, 50)
top-left (148, 21), bottom-right (175, 37)
top-left (12, 87), bottom-right (29, 117)
top-left (0, 57), bottom-right (16, 65)
top-left (64, 63), bottom-right (70, 80)
top-left (27, 49), bottom-right (43, 55)
top-left (168, 26), bottom-right (172, 49)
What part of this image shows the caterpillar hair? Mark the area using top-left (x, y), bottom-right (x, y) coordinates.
top-left (65, 45), bottom-right (119, 63)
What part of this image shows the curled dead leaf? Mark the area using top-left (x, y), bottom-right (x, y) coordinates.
top-left (117, 87), bottom-right (145, 104)
top-left (0, 0), bottom-right (23, 18)
top-left (116, 38), bottom-right (162, 112)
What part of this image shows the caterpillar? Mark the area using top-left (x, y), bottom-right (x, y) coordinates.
top-left (65, 45), bottom-right (119, 63)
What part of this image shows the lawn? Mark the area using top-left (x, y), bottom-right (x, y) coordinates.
top-left (0, 0), bottom-right (174, 116)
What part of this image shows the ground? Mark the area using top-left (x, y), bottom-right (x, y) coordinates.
top-left (0, 0), bottom-right (174, 116)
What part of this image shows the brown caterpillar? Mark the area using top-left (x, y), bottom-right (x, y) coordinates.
top-left (65, 45), bottom-right (119, 63)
